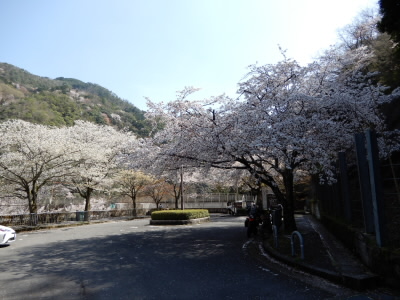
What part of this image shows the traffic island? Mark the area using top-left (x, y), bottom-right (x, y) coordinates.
top-left (150, 209), bottom-right (210, 225)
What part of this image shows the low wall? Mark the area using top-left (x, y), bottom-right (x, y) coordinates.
top-left (150, 217), bottom-right (210, 225)
top-left (183, 203), bottom-right (228, 209)
top-left (321, 215), bottom-right (400, 289)
top-left (353, 231), bottom-right (400, 289)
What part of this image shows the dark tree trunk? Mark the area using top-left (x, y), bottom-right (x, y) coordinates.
top-left (236, 157), bottom-right (297, 233)
top-left (84, 187), bottom-right (93, 221)
top-left (262, 171), bottom-right (297, 233)
top-left (281, 169), bottom-right (297, 233)
top-left (27, 184), bottom-right (38, 214)
top-left (173, 183), bottom-right (181, 209)
top-left (131, 191), bottom-right (137, 217)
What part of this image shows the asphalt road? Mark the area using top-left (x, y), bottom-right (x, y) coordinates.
top-left (0, 215), bottom-right (350, 300)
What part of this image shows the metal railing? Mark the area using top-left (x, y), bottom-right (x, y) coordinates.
top-left (0, 210), bottom-right (135, 227)
top-left (163, 193), bottom-right (257, 209)
top-left (0, 194), bottom-right (257, 227)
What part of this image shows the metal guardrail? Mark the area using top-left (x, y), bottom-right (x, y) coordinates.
top-left (0, 210), bottom-right (135, 226)
top-left (291, 231), bottom-right (305, 260)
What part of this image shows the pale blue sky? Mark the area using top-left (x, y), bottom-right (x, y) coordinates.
top-left (1, 0), bottom-right (378, 110)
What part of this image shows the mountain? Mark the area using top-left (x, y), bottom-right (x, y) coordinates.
top-left (0, 62), bottom-right (151, 136)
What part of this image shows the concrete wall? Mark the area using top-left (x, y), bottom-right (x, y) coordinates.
top-left (321, 215), bottom-right (400, 289)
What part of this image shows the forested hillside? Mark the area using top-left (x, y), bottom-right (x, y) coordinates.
top-left (0, 63), bottom-right (151, 136)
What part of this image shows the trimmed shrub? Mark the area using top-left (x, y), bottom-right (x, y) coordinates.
top-left (151, 209), bottom-right (209, 220)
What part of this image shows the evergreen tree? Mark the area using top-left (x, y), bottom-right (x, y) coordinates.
top-left (378, 0), bottom-right (400, 43)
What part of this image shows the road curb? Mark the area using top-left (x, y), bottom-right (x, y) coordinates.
top-left (261, 240), bottom-right (379, 290)
top-left (149, 217), bottom-right (210, 225)
top-left (12, 217), bottom-right (148, 233)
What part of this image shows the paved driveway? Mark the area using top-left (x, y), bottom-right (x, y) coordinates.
top-left (0, 215), bottom-right (344, 299)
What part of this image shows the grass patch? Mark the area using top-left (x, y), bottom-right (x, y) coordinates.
top-left (151, 209), bottom-right (209, 220)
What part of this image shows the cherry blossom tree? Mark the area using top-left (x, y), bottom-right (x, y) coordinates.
top-left (146, 49), bottom-right (400, 232)
top-left (0, 120), bottom-right (78, 213)
top-left (144, 178), bottom-right (171, 209)
top-left (114, 169), bottom-right (153, 216)
top-left (0, 120), bottom-right (138, 214)
top-left (337, 8), bottom-right (380, 51)
top-left (160, 168), bottom-right (182, 209)
top-left (65, 121), bottom-right (136, 214)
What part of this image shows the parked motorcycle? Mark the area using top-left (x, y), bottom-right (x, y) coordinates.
top-left (245, 215), bottom-right (259, 238)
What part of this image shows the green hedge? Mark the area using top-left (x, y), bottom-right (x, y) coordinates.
top-left (151, 209), bottom-right (210, 220)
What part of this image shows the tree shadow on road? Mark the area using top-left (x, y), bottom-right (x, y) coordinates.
top-left (0, 217), bottom-right (253, 299)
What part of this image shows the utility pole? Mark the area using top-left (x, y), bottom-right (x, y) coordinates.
top-left (180, 165), bottom-right (184, 210)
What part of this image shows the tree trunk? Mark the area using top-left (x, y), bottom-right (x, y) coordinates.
top-left (27, 186), bottom-right (38, 214)
top-left (132, 192), bottom-right (137, 217)
top-left (175, 192), bottom-right (179, 209)
top-left (282, 169), bottom-right (297, 233)
top-left (262, 171), bottom-right (297, 233)
top-left (28, 196), bottom-right (35, 214)
top-left (240, 158), bottom-right (297, 232)
top-left (31, 195), bottom-right (38, 214)
top-left (173, 183), bottom-right (180, 209)
top-left (84, 187), bottom-right (93, 221)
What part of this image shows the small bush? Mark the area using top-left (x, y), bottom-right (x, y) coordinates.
top-left (151, 209), bottom-right (209, 220)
